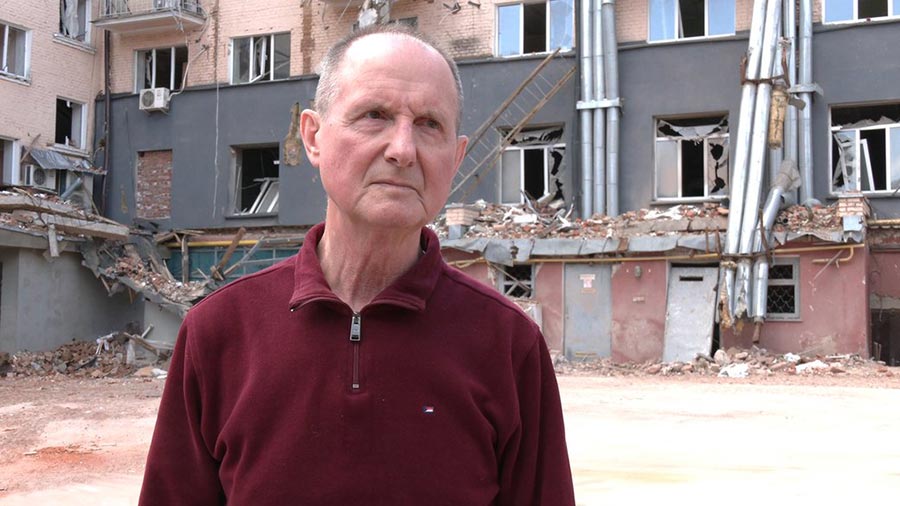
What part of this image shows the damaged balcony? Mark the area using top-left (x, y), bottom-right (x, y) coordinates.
top-left (93, 0), bottom-right (205, 33)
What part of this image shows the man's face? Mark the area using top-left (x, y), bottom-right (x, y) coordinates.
top-left (301, 34), bottom-right (468, 232)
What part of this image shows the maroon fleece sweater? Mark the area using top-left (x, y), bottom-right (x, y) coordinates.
top-left (139, 223), bottom-right (575, 505)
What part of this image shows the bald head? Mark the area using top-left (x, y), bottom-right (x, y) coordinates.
top-left (314, 24), bottom-right (464, 132)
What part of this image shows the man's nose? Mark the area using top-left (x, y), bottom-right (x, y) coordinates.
top-left (384, 121), bottom-right (417, 168)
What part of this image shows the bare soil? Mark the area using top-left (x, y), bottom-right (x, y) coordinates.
top-left (2, 371), bottom-right (900, 504)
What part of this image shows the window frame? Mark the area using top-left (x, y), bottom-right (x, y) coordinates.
top-left (0, 21), bottom-right (32, 81)
top-left (55, 97), bottom-right (87, 151)
top-left (134, 46), bottom-right (188, 92)
top-left (499, 142), bottom-right (565, 204)
top-left (823, 0), bottom-right (900, 24)
top-left (58, 0), bottom-right (91, 43)
top-left (653, 115), bottom-right (730, 202)
top-left (231, 144), bottom-right (281, 216)
top-left (1, 137), bottom-right (21, 185)
top-left (829, 107), bottom-right (900, 195)
top-left (494, 263), bottom-right (536, 299)
top-left (495, 0), bottom-right (575, 57)
top-left (229, 32), bottom-right (291, 85)
top-left (647, 0), bottom-right (736, 43)
top-left (766, 257), bottom-right (800, 320)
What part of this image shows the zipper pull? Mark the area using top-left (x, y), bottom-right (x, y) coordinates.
top-left (349, 313), bottom-right (361, 342)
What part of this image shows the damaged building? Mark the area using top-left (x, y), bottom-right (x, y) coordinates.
top-left (1, 1), bottom-right (899, 365)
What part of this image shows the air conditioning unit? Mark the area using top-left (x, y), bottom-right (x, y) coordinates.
top-left (20, 164), bottom-right (57, 190)
top-left (139, 87), bottom-right (170, 112)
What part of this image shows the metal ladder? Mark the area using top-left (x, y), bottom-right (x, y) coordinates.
top-left (448, 49), bottom-right (577, 203)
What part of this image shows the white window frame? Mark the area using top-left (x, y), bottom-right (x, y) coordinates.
top-left (0, 21), bottom-right (32, 81)
top-left (829, 120), bottom-right (900, 195)
top-left (767, 257), bottom-right (800, 320)
top-left (500, 143), bottom-right (564, 204)
top-left (134, 46), bottom-right (187, 92)
top-left (824, 0), bottom-right (900, 24)
top-left (229, 33), bottom-right (290, 85)
top-left (58, 0), bottom-right (91, 43)
top-left (232, 145), bottom-right (281, 215)
top-left (55, 97), bottom-right (87, 151)
top-left (648, 0), bottom-right (736, 43)
top-left (654, 116), bottom-right (729, 201)
top-left (495, 0), bottom-right (575, 57)
top-left (1, 137), bottom-right (21, 185)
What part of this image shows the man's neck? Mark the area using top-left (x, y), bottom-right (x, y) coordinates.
top-left (317, 215), bottom-right (423, 313)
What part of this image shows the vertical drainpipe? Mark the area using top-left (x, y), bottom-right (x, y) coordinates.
top-left (736, 0), bottom-right (782, 318)
top-left (101, 29), bottom-right (112, 215)
top-left (592, 0), bottom-right (607, 215)
top-left (798, 0), bottom-right (814, 203)
top-left (721, 0), bottom-right (768, 323)
top-left (783, 0), bottom-right (798, 200)
top-left (602, 0), bottom-right (619, 217)
top-left (580, 0), bottom-right (594, 218)
top-left (767, 40), bottom-right (784, 185)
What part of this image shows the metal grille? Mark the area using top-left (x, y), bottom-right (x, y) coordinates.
top-left (767, 284), bottom-right (796, 315)
top-left (769, 264), bottom-right (794, 280)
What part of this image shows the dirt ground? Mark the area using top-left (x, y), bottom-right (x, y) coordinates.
top-left (2, 373), bottom-right (900, 505)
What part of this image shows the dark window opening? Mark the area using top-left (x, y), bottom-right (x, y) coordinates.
top-left (55, 99), bottom-right (73, 146)
top-left (523, 149), bottom-right (545, 199)
top-left (767, 262), bottom-right (798, 317)
top-left (679, 0), bottom-right (705, 38)
top-left (500, 264), bottom-right (534, 298)
top-left (861, 129), bottom-right (887, 191)
top-left (235, 146), bottom-right (279, 214)
top-left (681, 140), bottom-right (705, 197)
top-left (859, 0), bottom-right (888, 18)
top-left (522, 3), bottom-right (547, 53)
top-left (769, 264), bottom-right (794, 280)
top-left (832, 103), bottom-right (900, 126)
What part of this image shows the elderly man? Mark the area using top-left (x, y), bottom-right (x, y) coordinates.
top-left (140, 25), bottom-right (575, 505)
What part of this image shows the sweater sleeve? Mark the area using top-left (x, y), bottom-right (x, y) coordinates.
top-left (498, 332), bottom-right (576, 506)
top-left (139, 319), bottom-right (225, 505)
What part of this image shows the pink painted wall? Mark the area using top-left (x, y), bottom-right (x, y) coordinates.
top-left (723, 246), bottom-right (870, 356)
top-left (870, 251), bottom-right (900, 300)
top-left (610, 260), bottom-right (668, 363)
top-left (534, 263), bottom-right (563, 352)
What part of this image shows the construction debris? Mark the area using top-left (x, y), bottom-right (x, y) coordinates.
top-left (555, 346), bottom-right (895, 378)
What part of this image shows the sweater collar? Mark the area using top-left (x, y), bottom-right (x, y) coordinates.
top-left (289, 222), bottom-right (443, 312)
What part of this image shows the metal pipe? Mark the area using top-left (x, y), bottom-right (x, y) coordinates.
top-left (101, 29), bottom-right (112, 215)
top-left (798, 0), bottom-right (813, 203)
top-left (783, 0), bottom-right (798, 202)
top-left (768, 40), bottom-right (784, 183)
top-left (721, 0), bottom-right (769, 322)
top-left (751, 258), bottom-right (769, 320)
top-left (592, 0), bottom-right (606, 215)
top-left (580, 0), bottom-right (594, 218)
top-left (602, 0), bottom-right (619, 217)
top-left (736, 0), bottom-right (783, 317)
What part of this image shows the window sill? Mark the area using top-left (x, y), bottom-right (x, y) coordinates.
top-left (822, 15), bottom-right (900, 27)
top-left (52, 34), bottom-right (96, 54)
top-left (0, 72), bottom-right (30, 86)
top-left (830, 191), bottom-right (900, 199)
top-left (651, 196), bottom-right (727, 205)
top-left (225, 212), bottom-right (278, 220)
top-left (228, 77), bottom-right (291, 86)
top-left (493, 48), bottom-right (576, 60)
top-left (645, 33), bottom-right (739, 46)
top-left (765, 315), bottom-right (801, 322)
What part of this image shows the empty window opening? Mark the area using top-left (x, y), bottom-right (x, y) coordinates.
top-left (831, 103), bottom-right (900, 193)
top-left (1, 138), bottom-right (19, 184)
top-left (825, 0), bottom-right (897, 22)
top-left (500, 125), bottom-right (565, 204)
top-left (496, 264), bottom-right (535, 298)
top-left (1, 22), bottom-right (29, 79)
top-left (232, 33), bottom-right (290, 84)
top-left (767, 259), bottom-right (799, 319)
top-left (649, 0), bottom-right (735, 42)
top-left (59, 0), bottom-right (89, 42)
top-left (496, 0), bottom-right (574, 57)
top-left (137, 46), bottom-right (188, 91)
top-left (234, 146), bottom-right (279, 215)
top-left (55, 98), bottom-right (85, 149)
top-left (656, 115), bottom-right (729, 200)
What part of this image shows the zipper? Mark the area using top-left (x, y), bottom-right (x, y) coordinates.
top-left (349, 313), bottom-right (362, 391)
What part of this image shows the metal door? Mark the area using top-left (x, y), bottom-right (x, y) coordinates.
top-left (564, 263), bottom-right (611, 359)
top-left (663, 266), bottom-right (719, 362)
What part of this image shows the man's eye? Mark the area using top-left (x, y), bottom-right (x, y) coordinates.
top-left (364, 111), bottom-right (384, 120)
top-left (421, 119), bottom-right (441, 130)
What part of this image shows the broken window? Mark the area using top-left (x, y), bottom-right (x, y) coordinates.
top-left (231, 33), bottom-right (290, 84)
top-left (233, 145), bottom-right (280, 215)
top-left (655, 115), bottom-right (729, 200)
top-left (169, 246), bottom-right (296, 282)
top-left (649, 0), bottom-right (735, 42)
top-left (767, 258), bottom-right (799, 319)
top-left (59, 0), bottom-right (90, 42)
top-left (136, 46), bottom-right (188, 92)
top-left (825, 0), bottom-right (898, 22)
top-left (496, 0), bottom-right (574, 57)
top-left (55, 98), bottom-right (85, 149)
top-left (500, 125), bottom-right (565, 203)
top-left (1, 137), bottom-right (19, 184)
top-left (496, 264), bottom-right (535, 298)
top-left (1, 22), bottom-right (29, 79)
top-left (830, 103), bottom-right (900, 193)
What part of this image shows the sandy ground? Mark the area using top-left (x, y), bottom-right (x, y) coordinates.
top-left (2, 373), bottom-right (900, 504)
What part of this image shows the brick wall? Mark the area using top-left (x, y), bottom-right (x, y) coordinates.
top-left (0, 1), bottom-right (103, 172)
top-left (135, 149), bottom-right (173, 219)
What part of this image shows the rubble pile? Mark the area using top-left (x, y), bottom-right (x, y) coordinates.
top-left (773, 204), bottom-right (842, 232)
top-left (98, 241), bottom-right (208, 305)
top-left (555, 346), bottom-right (895, 378)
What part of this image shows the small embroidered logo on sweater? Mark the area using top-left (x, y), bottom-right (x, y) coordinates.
top-left (422, 405), bottom-right (435, 414)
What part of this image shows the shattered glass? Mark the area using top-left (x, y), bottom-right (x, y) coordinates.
top-left (549, 0), bottom-right (574, 51)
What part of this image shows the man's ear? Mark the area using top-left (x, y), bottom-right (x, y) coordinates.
top-left (452, 135), bottom-right (468, 176)
top-left (300, 109), bottom-right (322, 167)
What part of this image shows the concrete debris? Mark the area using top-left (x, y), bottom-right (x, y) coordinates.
top-left (555, 346), bottom-right (894, 378)
top-left (2, 330), bottom-right (171, 379)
